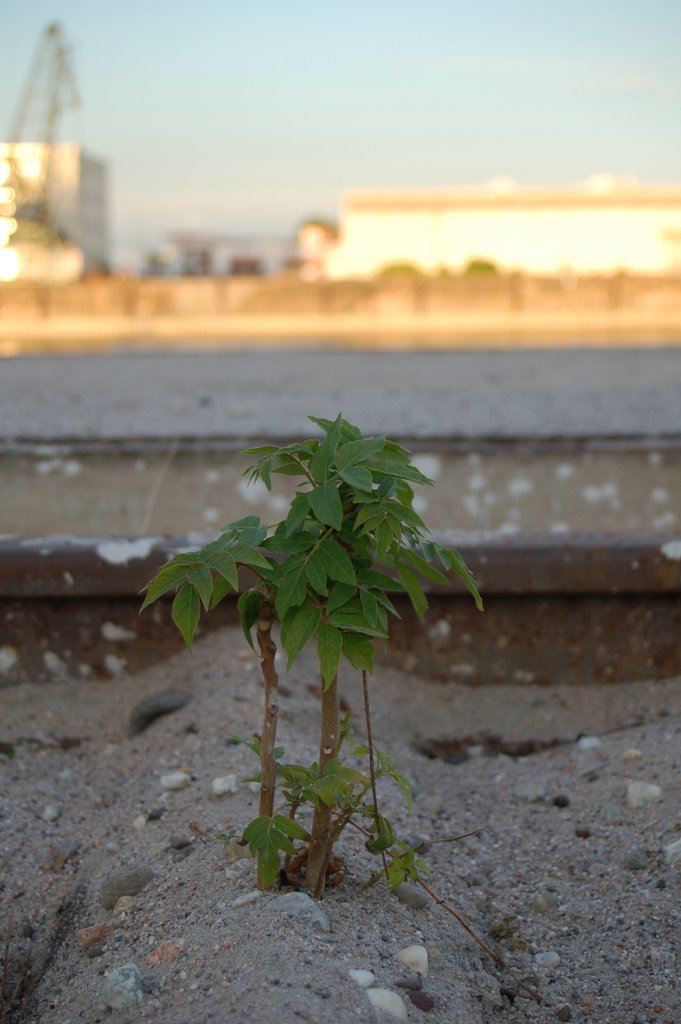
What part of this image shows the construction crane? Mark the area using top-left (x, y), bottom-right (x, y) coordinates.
top-left (2, 22), bottom-right (79, 243)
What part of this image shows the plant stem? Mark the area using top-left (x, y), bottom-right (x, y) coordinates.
top-left (306, 673), bottom-right (339, 899)
top-left (255, 597), bottom-right (279, 888)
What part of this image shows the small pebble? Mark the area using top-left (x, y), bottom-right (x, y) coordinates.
top-left (348, 969), bottom-right (375, 988)
top-left (531, 893), bottom-right (558, 915)
top-left (626, 781), bottom-right (662, 808)
top-left (104, 963), bottom-right (144, 1009)
top-left (424, 794), bottom-right (444, 816)
top-left (77, 924), bottom-right (117, 951)
top-left (128, 690), bottom-right (193, 736)
top-left (622, 748), bottom-right (642, 761)
top-left (232, 891), bottom-right (263, 908)
top-left (515, 780), bottom-right (547, 803)
top-left (132, 814), bottom-right (147, 831)
top-left (113, 896), bottom-right (136, 915)
top-left (576, 736), bottom-right (602, 750)
top-left (212, 774), bottom-right (239, 796)
top-left (159, 771), bottom-right (191, 791)
top-left (147, 938), bottom-right (185, 965)
top-left (552, 794), bottom-right (570, 808)
top-left (366, 988), bottom-right (408, 1020)
top-left (408, 989), bottom-right (435, 1011)
top-left (395, 883), bottom-right (429, 910)
top-left (267, 892), bottom-right (331, 933)
top-left (624, 847), bottom-right (650, 871)
top-left (169, 834), bottom-right (193, 850)
top-left (42, 804), bottom-right (60, 822)
top-left (663, 837), bottom-right (681, 865)
top-left (534, 950), bottom-right (560, 970)
top-left (575, 826), bottom-right (592, 839)
top-left (99, 866), bottom-right (155, 909)
top-left (556, 1003), bottom-right (572, 1021)
top-left (600, 803), bottom-right (624, 824)
top-left (397, 944), bottom-right (428, 976)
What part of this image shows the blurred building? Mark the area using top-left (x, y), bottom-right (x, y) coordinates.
top-left (0, 142), bottom-right (109, 282)
top-left (315, 177), bottom-right (681, 279)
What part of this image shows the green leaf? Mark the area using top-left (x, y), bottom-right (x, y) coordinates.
top-left (209, 573), bottom-right (231, 609)
top-left (242, 814), bottom-right (309, 888)
top-left (318, 538), bottom-right (356, 584)
top-left (334, 436), bottom-right (385, 471)
top-left (309, 482), bottom-right (343, 530)
top-left (309, 414), bottom-right (361, 442)
top-left (325, 581), bottom-right (356, 614)
top-left (237, 589), bottom-right (262, 650)
top-left (140, 561), bottom-right (191, 611)
top-left (186, 565), bottom-right (214, 612)
top-left (316, 622), bottom-right (342, 689)
top-left (396, 563), bottom-right (428, 618)
top-left (329, 605), bottom-right (387, 638)
top-left (356, 568), bottom-right (404, 591)
top-left (241, 445), bottom-right (279, 456)
top-left (309, 412), bottom-right (342, 482)
top-left (275, 559), bottom-right (308, 618)
top-left (341, 632), bottom-right (375, 672)
top-left (285, 492), bottom-right (310, 536)
top-left (230, 542), bottom-right (271, 571)
top-left (283, 603), bottom-right (321, 670)
top-left (441, 547), bottom-right (484, 611)
top-left (402, 549), bottom-right (450, 586)
top-left (220, 515), bottom-right (262, 533)
top-left (312, 758), bottom-right (367, 806)
top-left (171, 585), bottom-right (201, 650)
top-left (359, 589), bottom-right (379, 628)
top-left (371, 458), bottom-right (432, 485)
top-left (202, 550), bottom-right (239, 590)
top-left (338, 465), bottom-right (374, 492)
top-left (365, 814), bottom-right (396, 854)
top-left (304, 551), bottom-right (328, 595)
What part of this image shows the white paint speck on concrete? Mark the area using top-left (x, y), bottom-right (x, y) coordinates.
top-left (101, 622), bottom-right (136, 642)
top-left (555, 463), bottom-right (575, 479)
top-left (582, 482), bottom-right (618, 504)
top-left (43, 650), bottom-right (68, 675)
top-left (96, 538), bottom-right (156, 565)
top-left (412, 454), bottom-right (442, 480)
top-left (650, 487), bottom-right (669, 504)
top-left (508, 477), bottom-right (533, 498)
top-left (0, 646), bottom-right (18, 673)
top-left (104, 653), bottom-right (128, 676)
top-left (661, 539), bottom-right (681, 561)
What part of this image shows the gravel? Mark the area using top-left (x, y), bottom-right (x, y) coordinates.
top-left (1, 625), bottom-right (681, 1023)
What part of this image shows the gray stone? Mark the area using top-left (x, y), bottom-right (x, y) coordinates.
top-left (531, 892), bottom-right (559, 915)
top-left (662, 837), bottom-right (681, 865)
top-left (534, 950), bottom-right (560, 970)
top-left (98, 866), bottom-right (155, 909)
top-left (42, 803), bottom-right (60, 822)
top-left (600, 802), bottom-right (624, 824)
top-left (394, 883), bottom-right (430, 910)
top-left (515, 780), bottom-right (547, 803)
top-left (128, 689), bottom-right (193, 736)
top-left (104, 963), bottom-right (144, 1009)
top-left (624, 847), bottom-right (650, 871)
top-left (626, 781), bottom-right (663, 809)
top-left (556, 1004), bottom-right (572, 1022)
top-left (267, 891), bottom-right (331, 932)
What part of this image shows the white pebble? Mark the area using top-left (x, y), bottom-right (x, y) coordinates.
top-left (231, 890), bottom-right (263, 907)
top-left (663, 837), bottom-right (681, 865)
top-left (626, 781), bottom-right (663, 808)
top-left (132, 814), bottom-right (147, 830)
top-left (535, 950), bottom-right (561, 970)
top-left (622, 748), bottom-right (642, 761)
top-left (42, 803), bottom-right (60, 822)
top-left (366, 988), bottom-right (407, 1020)
top-left (212, 775), bottom-right (239, 796)
top-left (349, 969), bottom-right (375, 988)
top-left (576, 736), bottom-right (602, 750)
top-left (159, 771), bottom-right (191, 791)
top-left (397, 943), bottom-right (428, 976)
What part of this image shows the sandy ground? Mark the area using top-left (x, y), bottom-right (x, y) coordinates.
top-left (1, 626), bottom-right (680, 1024)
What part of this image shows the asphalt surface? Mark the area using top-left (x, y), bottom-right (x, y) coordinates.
top-left (1, 347), bottom-right (681, 440)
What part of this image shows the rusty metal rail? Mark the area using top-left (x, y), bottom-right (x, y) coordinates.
top-left (1, 533), bottom-right (679, 687)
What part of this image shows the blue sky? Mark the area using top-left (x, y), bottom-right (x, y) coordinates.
top-left (3, 1), bottom-right (681, 268)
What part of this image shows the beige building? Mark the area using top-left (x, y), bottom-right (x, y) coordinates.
top-left (0, 142), bottom-right (109, 282)
top-left (319, 177), bottom-right (681, 279)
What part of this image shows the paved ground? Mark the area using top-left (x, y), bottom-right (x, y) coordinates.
top-left (1, 347), bottom-right (681, 440)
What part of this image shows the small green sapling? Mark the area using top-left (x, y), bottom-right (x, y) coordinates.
top-left (141, 414), bottom-right (482, 898)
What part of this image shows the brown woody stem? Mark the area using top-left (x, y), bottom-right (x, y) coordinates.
top-left (255, 597), bottom-right (279, 888)
top-left (306, 673), bottom-right (339, 898)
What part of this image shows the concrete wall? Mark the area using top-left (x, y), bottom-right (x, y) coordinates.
top-left (1, 272), bottom-right (681, 320)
